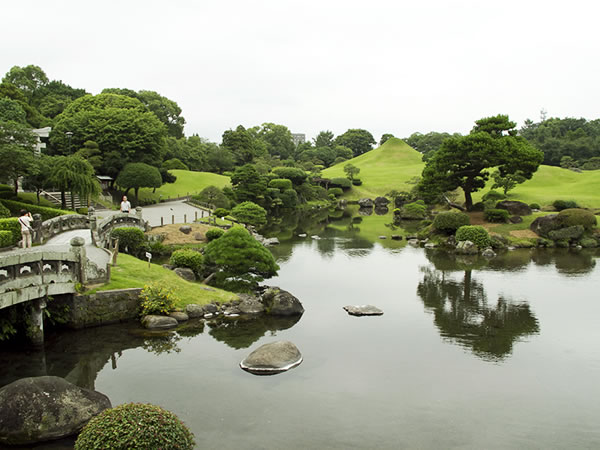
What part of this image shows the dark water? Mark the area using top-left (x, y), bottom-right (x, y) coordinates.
top-left (2, 213), bottom-right (600, 449)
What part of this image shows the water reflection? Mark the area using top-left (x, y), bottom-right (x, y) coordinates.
top-left (207, 314), bottom-right (301, 349)
top-left (417, 268), bottom-right (539, 362)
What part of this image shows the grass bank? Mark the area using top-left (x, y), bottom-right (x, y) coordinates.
top-left (138, 170), bottom-right (231, 203)
top-left (89, 254), bottom-right (238, 308)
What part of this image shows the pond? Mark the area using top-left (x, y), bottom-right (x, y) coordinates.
top-left (1, 209), bottom-right (600, 449)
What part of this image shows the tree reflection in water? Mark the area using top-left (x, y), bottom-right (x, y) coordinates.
top-left (207, 314), bottom-right (301, 349)
top-left (417, 268), bottom-right (539, 361)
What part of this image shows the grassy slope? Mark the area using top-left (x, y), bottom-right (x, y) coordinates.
top-left (91, 254), bottom-right (238, 307)
top-left (322, 138), bottom-right (424, 199)
top-left (138, 170), bottom-right (231, 202)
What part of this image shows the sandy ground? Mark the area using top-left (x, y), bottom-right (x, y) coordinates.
top-left (146, 223), bottom-right (212, 245)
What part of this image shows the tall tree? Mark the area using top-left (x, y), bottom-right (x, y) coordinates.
top-left (334, 129), bottom-right (376, 157)
top-left (115, 163), bottom-right (162, 202)
top-left (222, 125), bottom-right (255, 165)
top-left (256, 123), bottom-right (295, 160)
top-left (50, 155), bottom-right (100, 209)
top-left (2, 65), bottom-right (48, 101)
top-left (313, 130), bottom-right (335, 148)
top-left (419, 115), bottom-right (543, 210)
top-left (0, 121), bottom-right (37, 193)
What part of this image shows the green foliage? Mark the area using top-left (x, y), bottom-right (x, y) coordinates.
top-left (280, 188), bottom-right (298, 208)
top-left (205, 228), bottom-right (225, 241)
top-left (329, 177), bottom-right (352, 189)
top-left (404, 131), bottom-right (457, 160)
top-left (74, 403), bottom-right (195, 450)
top-left (555, 208), bottom-right (597, 230)
top-left (548, 225), bottom-right (585, 241)
top-left (0, 218), bottom-right (22, 244)
top-left (328, 187), bottom-right (343, 197)
top-left (116, 163), bottom-right (162, 200)
top-left (552, 199), bottom-right (579, 211)
top-left (581, 157), bottom-right (600, 170)
top-left (482, 190), bottom-right (506, 202)
top-left (111, 227), bottom-right (146, 254)
top-left (0, 202), bottom-right (10, 219)
top-left (529, 203), bottom-right (541, 210)
top-left (231, 201), bottom-right (267, 227)
top-left (268, 178), bottom-right (293, 191)
top-left (432, 211), bottom-right (470, 233)
top-left (491, 170), bottom-right (527, 194)
top-left (343, 163), bottom-right (360, 180)
top-left (484, 208), bottom-right (510, 223)
top-left (352, 179), bottom-right (363, 186)
top-left (400, 200), bottom-right (427, 220)
top-left (455, 225), bottom-right (492, 248)
top-left (231, 164), bottom-right (268, 204)
top-left (271, 167), bottom-right (307, 185)
top-left (163, 158), bottom-right (189, 170)
top-left (0, 230), bottom-right (13, 247)
top-left (139, 283), bottom-right (178, 316)
top-left (169, 249), bottom-right (204, 274)
top-left (334, 129), bottom-right (376, 157)
top-left (203, 227), bottom-right (279, 290)
top-left (0, 199), bottom-right (70, 221)
top-left (580, 237), bottom-right (598, 248)
top-left (192, 185), bottom-right (230, 209)
top-left (213, 208), bottom-right (229, 217)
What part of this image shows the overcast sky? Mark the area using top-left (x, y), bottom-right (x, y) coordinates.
top-left (3, 0), bottom-right (598, 143)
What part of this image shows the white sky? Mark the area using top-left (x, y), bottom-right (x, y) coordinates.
top-left (2, 0), bottom-right (598, 143)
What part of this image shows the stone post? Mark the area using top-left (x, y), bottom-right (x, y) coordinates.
top-left (32, 213), bottom-right (43, 244)
top-left (135, 206), bottom-right (143, 220)
top-left (28, 297), bottom-right (47, 346)
top-left (70, 236), bottom-right (87, 285)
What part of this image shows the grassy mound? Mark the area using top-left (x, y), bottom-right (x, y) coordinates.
top-left (90, 253), bottom-right (238, 307)
top-left (322, 138), bottom-right (424, 199)
top-left (138, 170), bottom-right (231, 203)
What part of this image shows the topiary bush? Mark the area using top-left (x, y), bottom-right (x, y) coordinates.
top-left (0, 202), bottom-right (10, 219)
top-left (205, 228), bottom-right (225, 242)
top-left (548, 225), bottom-right (585, 241)
top-left (352, 179), bottom-right (363, 186)
top-left (111, 227), bottom-right (146, 254)
top-left (328, 187), bottom-right (343, 197)
top-left (400, 200), bottom-right (427, 220)
top-left (555, 208), bottom-right (597, 230)
top-left (553, 199), bottom-right (579, 211)
top-left (213, 208), bottom-right (230, 218)
top-left (268, 178), bottom-right (293, 191)
top-left (0, 218), bottom-right (21, 245)
top-left (0, 230), bottom-right (13, 248)
top-left (329, 177), bottom-right (352, 189)
top-left (529, 203), bottom-right (541, 210)
top-left (455, 225), bottom-right (492, 248)
top-left (580, 237), bottom-right (598, 248)
top-left (484, 208), bottom-right (510, 223)
top-left (169, 249), bottom-right (204, 274)
top-left (75, 403), bottom-right (195, 450)
top-left (432, 211), bottom-right (470, 233)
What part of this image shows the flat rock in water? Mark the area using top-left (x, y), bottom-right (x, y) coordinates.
top-left (343, 305), bottom-right (384, 316)
top-left (0, 376), bottom-right (111, 446)
top-left (240, 341), bottom-right (303, 375)
top-left (169, 311), bottom-right (189, 322)
top-left (141, 315), bottom-right (178, 329)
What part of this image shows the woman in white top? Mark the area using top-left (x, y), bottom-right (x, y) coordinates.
top-left (19, 209), bottom-right (34, 248)
top-left (120, 196), bottom-right (131, 213)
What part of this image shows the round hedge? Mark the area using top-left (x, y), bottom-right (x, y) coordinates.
top-left (455, 225), bottom-right (492, 248)
top-left (205, 228), bottom-right (225, 241)
top-left (484, 208), bottom-right (509, 223)
top-left (556, 208), bottom-right (597, 230)
top-left (75, 403), bottom-right (195, 450)
top-left (111, 227), bottom-right (146, 254)
top-left (432, 211), bottom-right (470, 233)
top-left (170, 248), bottom-right (204, 274)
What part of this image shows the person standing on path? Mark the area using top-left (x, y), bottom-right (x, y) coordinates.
top-left (120, 196), bottom-right (131, 213)
top-left (18, 209), bottom-right (34, 248)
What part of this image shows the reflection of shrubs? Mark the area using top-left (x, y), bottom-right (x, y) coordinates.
top-left (456, 225), bottom-right (492, 248)
top-left (139, 283), bottom-right (178, 316)
top-left (484, 209), bottom-right (509, 223)
top-left (400, 200), bottom-right (427, 220)
top-left (205, 228), bottom-right (225, 241)
top-left (555, 208), bottom-right (597, 230)
top-left (170, 249), bottom-right (204, 274)
top-left (328, 187), bottom-right (343, 197)
top-left (553, 200), bottom-right (579, 211)
top-left (75, 403), bottom-right (195, 450)
top-left (433, 211), bottom-right (470, 233)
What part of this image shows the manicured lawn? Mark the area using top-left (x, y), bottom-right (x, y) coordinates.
top-left (89, 253), bottom-right (238, 307)
top-left (322, 138), bottom-right (424, 199)
top-left (138, 170), bottom-right (231, 203)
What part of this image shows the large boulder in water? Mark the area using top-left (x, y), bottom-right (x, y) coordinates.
top-left (374, 196), bottom-right (390, 207)
top-left (0, 376), bottom-right (111, 446)
top-left (358, 198), bottom-right (373, 208)
top-left (261, 287), bottom-right (304, 316)
top-left (240, 341), bottom-right (303, 375)
top-left (496, 200), bottom-right (532, 216)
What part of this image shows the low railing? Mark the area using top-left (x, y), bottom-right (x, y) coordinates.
top-left (95, 211), bottom-right (149, 248)
top-left (35, 214), bottom-right (91, 244)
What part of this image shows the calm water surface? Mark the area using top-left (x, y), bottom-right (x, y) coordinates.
top-left (1, 224), bottom-right (600, 449)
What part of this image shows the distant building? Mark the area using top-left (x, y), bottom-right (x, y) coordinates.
top-left (291, 133), bottom-right (305, 147)
top-left (31, 127), bottom-right (51, 156)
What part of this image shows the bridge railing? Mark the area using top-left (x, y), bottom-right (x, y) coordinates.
top-left (34, 214), bottom-right (91, 245)
top-left (95, 209), bottom-right (150, 248)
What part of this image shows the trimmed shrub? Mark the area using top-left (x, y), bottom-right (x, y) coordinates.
top-left (352, 179), bottom-right (363, 186)
top-left (529, 203), bottom-right (541, 210)
top-left (0, 199), bottom-right (71, 221)
top-left (0, 202), bottom-right (10, 219)
top-left (548, 225), bottom-right (585, 241)
top-left (455, 225), bottom-right (492, 248)
top-left (271, 167), bottom-right (307, 185)
top-left (111, 227), bottom-right (146, 254)
top-left (280, 188), bottom-right (298, 208)
top-left (162, 158), bottom-right (189, 170)
top-left (484, 209), bottom-right (510, 223)
top-left (482, 190), bottom-right (506, 202)
top-left (580, 237), bottom-right (598, 248)
top-left (268, 178), bottom-right (293, 191)
top-left (432, 211), bottom-right (470, 233)
top-left (329, 177), bottom-right (352, 189)
top-left (400, 200), bottom-right (427, 220)
top-left (553, 199), bottom-right (579, 211)
top-left (328, 187), bottom-right (343, 197)
top-left (213, 208), bottom-right (230, 218)
top-left (205, 228), bottom-right (225, 242)
top-left (0, 230), bottom-right (13, 248)
top-left (75, 403), bottom-right (195, 450)
top-left (555, 208), bottom-right (597, 230)
top-left (0, 218), bottom-right (21, 245)
top-left (170, 249), bottom-right (204, 274)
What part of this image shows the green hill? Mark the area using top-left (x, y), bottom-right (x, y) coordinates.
top-left (138, 170), bottom-right (231, 202)
top-left (322, 138), bottom-right (425, 199)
